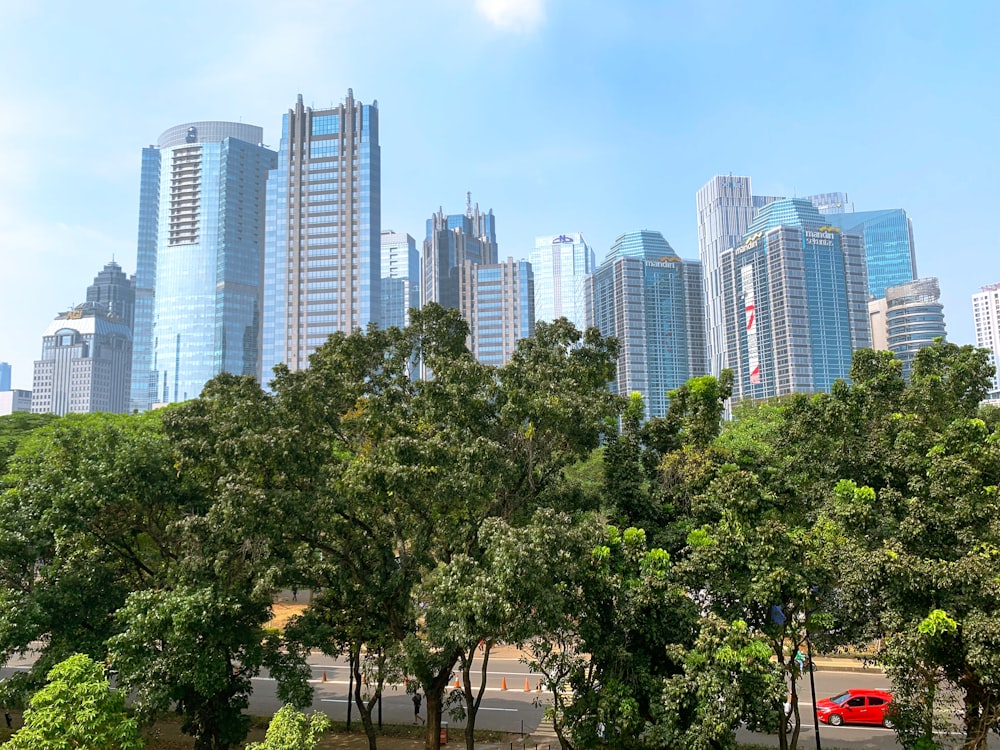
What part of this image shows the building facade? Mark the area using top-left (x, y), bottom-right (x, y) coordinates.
top-left (804, 192), bottom-right (855, 215)
top-left (380, 231), bottom-right (420, 329)
top-left (530, 233), bottom-right (595, 332)
top-left (0, 389), bottom-right (31, 415)
top-left (463, 259), bottom-right (534, 367)
top-left (0, 362), bottom-right (9, 392)
top-left (87, 261), bottom-right (135, 331)
top-left (422, 200), bottom-right (497, 311)
top-left (586, 230), bottom-right (707, 420)
top-left (261, 91), bottom-right (381, 379)
top-left (696, 175), bottom-right (781, 377)
top-left (821, 209), bottom-right (917, 300)
top-left (973, 283), bottom-right (1000, 401)
top-left (721, 199), bottom-right (871, 402)
top-left (32, 303), bottom-right (132, 415)
top-left (132, 121), bottom-right (276, 409)
top-left (868, 277), bottom-right (946, 379)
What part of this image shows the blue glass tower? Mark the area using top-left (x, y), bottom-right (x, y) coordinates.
top-left (422, 200), bottom-right (497, 311)
top-left (469, 259), bottom-right (534, 367)
top-left (822, 209), bottom-right (916, 299)
top-left (721, 199), bottom-right (871, 401)
top-left (586, 231), bottom-right (707, 420)
top-left (261, 91), bottom-right (381, 379)
top-left (131, 122), bottom-right (276, 408)
top-left (380, 231), bottom-right (420, 329)
top-left (0, 362), bottom-right (10, 392)
top-left (530, 233), bottom-right (595, 332)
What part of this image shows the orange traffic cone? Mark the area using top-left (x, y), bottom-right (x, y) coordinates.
top-left (322, 671), bottom-right (327, 682)
top-left (454, 677), bottom-right (460, 688)
top-left (524, 678), bottom-right (530, 691)
top-left (501, 676), bottom-right (507, 690)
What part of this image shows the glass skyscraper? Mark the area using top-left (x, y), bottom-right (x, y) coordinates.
top-left (821, 209), bottom-right (917, 300)
top-left (869, 277), bottom-right (946, 379)
top-left (0, 362), bottom-right (10, 392)
top-left (721, 199), bottom-right (871, 402)
top-left (261, 91), bottom-right (381, 379)
top-left (696, 175), bottom-right (782, 377)
top-left (530, 233), bottom-right (595, 332)
top-left (131, 121), bottom-right (276, 408)
top-left (380, 231), bottom-right (420, 329)
top-left (422, 200), bottom-right (497, 311)
top-left (586, 230), bottom-right (707, 420)
top-left (466, 259), bottom-right (534, 367)
top-left (87, 261), bottom-right (135, 332)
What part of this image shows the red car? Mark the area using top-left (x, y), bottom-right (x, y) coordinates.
top-left (815, 689), bottom-right (894, 728)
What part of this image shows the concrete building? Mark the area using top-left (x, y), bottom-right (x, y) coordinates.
top-left (261, 91), bottom-right (380, 378)
top-left (32, 302), bottom-right (132, 415)
top-left (132, 121), bottom-right (276, 408)
top-left (0, 390), bottom-right (32, 415)
top-left (721, 199), bottom-right (871, 402)
top-left (530, 233), bottom-right (595, 332)
top-left (587, 230), bottom-right (707, 420)
top-left (868, 277), bottom-right (946, 379)
top-left (696, 175), bottom-right (781, 377)
top-left (973, 283), bottom-right (1000, 401)
top-left (380, 231), bottom-right (420, 329)
top-left (464, 258), bottom-right (534, 367)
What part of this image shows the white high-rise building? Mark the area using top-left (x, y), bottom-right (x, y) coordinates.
top-left (529, 233), bottom-right (595, 332)
top-left (973, 283), bottom-right (1000, 401)
top-left (696, 176), bottom-right (781, 376)
top-left (380, 231), bottom-right (419, 329)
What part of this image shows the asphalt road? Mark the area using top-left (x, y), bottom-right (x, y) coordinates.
top-left (2, 650), bottom-right (978, 748)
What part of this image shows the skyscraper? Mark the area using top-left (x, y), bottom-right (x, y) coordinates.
top-left (803, 191), bottom-right (854, 215)
top-left (32, 302), bottom-right (132, 415)
top-left (261, 91), bottom-right (381, 378)
top-left (868, 277), bottom-right (946, 379)
top-left (132, 121), bottom-right (276, 409)
top-left (0, 362), bottom-right (10, 392)
top-left (721, 199), bottom-right (871, 402)
top-left (530, 233), bottom-right (595, 332)
top-left (820, 209), bottom-right (917, 300)
top-left (587, 231), bottom-right (707, 420)
top-left (87, 261), bottom-right (135, 332)
top-left (696, 176), bottom-right (781, 377)
top-left (422, 200), bottom-right (497, 310)
top-left (465, 258), bottom-right (534, 367)
top-left (380, 231), bottom-right (420, 329)
top-left (973, 283), bottom-right (1000, 401)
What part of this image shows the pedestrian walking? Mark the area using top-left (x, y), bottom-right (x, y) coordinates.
top-left (412, 691), bottom-right (424, 724)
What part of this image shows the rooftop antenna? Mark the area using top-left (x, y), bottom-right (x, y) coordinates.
top-left (466, 191), bottom-right (472, 218)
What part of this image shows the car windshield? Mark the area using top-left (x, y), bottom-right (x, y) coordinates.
top-left (828, 692), bottom-right (851, 706)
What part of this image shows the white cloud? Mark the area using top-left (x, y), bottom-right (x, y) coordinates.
top-left (475, 0), bottom-right (547, 33)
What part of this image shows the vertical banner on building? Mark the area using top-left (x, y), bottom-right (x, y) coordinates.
top-left (741, 264), bottom-right (761, 385)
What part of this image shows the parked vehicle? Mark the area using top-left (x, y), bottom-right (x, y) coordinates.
top-left (815, 689), bottom-right (894, 728)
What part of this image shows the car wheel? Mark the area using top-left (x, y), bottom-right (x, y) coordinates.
top-left (829, 714), bottom-right (843, 727)
top-left (883, 716), bottom-right (894, 729)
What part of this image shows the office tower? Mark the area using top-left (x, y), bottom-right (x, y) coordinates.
top-left (973, 283), bottom-right (1000, 401)
top-left (586, 231), bottom-right (707, 420)
top-left (422, 198), bottom-right (497, 310)
top-left (465, 258), bottom-right (534, 367)
top-left (696, 175), bottom-right (782, 377)
top-left (822, 209), bottom-right (917, 299)
top-left (804, 192), bottom-right (854, 215)
top-left (868, 277), bottom-right (946, 379)
top-left (0, 362), bottom-right (10, 391)
top-left (87, 261), bottom-right (135, 331)
top-left (381, 231), bottom-right (420, 329)
top-left (0, 390), bottom-right (31, 415)
top-left (721, 199), bottom-right (871, 402)
top-left (31, 302), bottom-right (132, 415)
top-left (261, 91), bottom-right (381, 378)
top-left (530, 233), bottom-right (595, 332)
top-left (132, 121), bottom-right (276, 409)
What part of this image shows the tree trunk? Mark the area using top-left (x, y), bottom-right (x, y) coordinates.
top-left (460, 640), bottom-right (492, 750)
top-left (351, 644), bottom-right (380, 750)
top-left (423, 663), bottom-right (456, 750)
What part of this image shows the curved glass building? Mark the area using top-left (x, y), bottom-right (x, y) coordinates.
top-left (131, 122), bottom-right (276, 408)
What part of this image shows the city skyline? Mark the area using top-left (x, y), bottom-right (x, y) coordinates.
top-left (2, 1), bottom-right (998, 388)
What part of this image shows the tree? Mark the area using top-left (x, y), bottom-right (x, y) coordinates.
top-left (245, 705), bottom-right (331, 750)
top-left (4, 653), bottom-right (142, 750)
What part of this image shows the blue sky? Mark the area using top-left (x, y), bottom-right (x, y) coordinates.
top-left (1, 0), bottom-right (997, 390)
